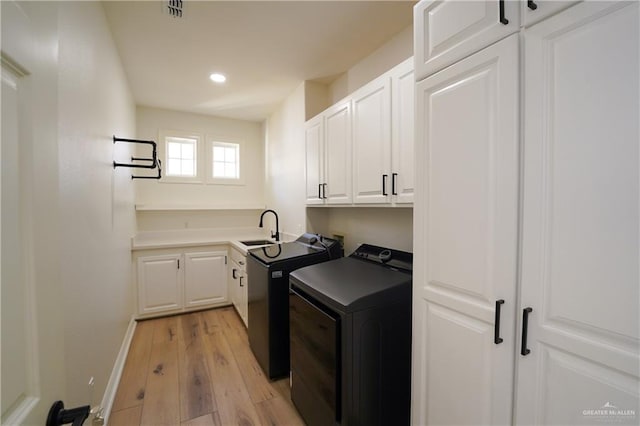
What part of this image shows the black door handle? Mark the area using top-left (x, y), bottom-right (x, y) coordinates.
top-left (494, 299), bottom-right (505, 344)
top-left (318, 183), bottom-right (322, 200)
top-left (499, 0), bottom-right (509, 25)
top-left (232, 268), bottom-right (238, 279)
top-left (239, 276), bottom-right (244, 287)
top-left (521, 307), bottom-right (533, 355)
top-left (382, 174), bottom-right (388, 196)
top-left (322, 183), bottom-right (328, 199)
top-left (47, 401), bottom-right (90, 426)
top-left (392, 173), bottom-right (398, 195)
top-left (527, 0), bottom-right (538, 10)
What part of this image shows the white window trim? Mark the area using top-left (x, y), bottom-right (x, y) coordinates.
top-left (206, 137), bottom-right (246, 185)
top-left (159, 129), bottom-right (203, 184)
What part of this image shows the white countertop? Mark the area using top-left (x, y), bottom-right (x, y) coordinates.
top-left (131, 227), bottom-right (291, 254)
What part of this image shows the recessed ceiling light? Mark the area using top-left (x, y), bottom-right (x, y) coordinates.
top-left (209, 73), bottom-right (226, 83)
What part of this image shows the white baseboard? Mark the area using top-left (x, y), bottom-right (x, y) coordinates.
top-left (99, 315), bottom-right (137, 425)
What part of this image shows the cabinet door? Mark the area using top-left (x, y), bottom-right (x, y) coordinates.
top-left (229, 261), bottom-right (240, 308)
top-left (353, 75), bottom-right (391, 204)
top-left (517, 3), bottom-right (640, 424)
top-left (137, 254), bottom-right (182, 315)
top-left (184, 251), bottom-right (228, 308)
top-left (412, 34), bottom-right (519, 425)
top-left (305, 114), bottom-right (325, 205)
top-left (391, 57), bottom-right (415, 204)
top-left (522, 0), bottom-right (580, 27)
top-left (239, 272), bottom-right (248, 327)
top-left (414, 0), bottom-right (519, 80)
top-left (324, 100), bottom-right (352, 204)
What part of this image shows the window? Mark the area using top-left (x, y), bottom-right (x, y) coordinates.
top-left (212, 142), bottom-right (239, 179)
top-left (209, 140), bottom-right (243, 184)
top-left (166, 136), bottom-right (197, 177)
top-left (159, 130), bottom-right (202, 183)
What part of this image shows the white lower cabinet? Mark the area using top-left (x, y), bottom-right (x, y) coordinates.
top-left (413, 1), bottom-right (640, 424)
top-left (184, 251), bottom-right (228, 308)
top-left (137, 254), bottom-right (183, 315)
top-left (135, 247), bottom-right (228, 318)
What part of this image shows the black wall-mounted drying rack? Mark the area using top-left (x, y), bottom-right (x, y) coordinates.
top-left (113, 136), bottom-right (162, 179)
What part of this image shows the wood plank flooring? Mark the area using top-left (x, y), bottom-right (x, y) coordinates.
top-left (110, 307), bottom-right (305, 426)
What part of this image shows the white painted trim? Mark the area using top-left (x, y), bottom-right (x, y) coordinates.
top-left (100, 316), bottom-right (137, 426)
top-left (2, 396), bottom-right (39, 426)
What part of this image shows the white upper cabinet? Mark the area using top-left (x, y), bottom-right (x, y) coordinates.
top-left (324, 100), bottom-right (352, 204)
top-left (522, 0), bottom-right (580, 27)
top-left (352, 74), bottom-right (392, 204)
top-left (304, 57), bottom-right (415, 207)
top-left (390, 57), bottom-right (415, 204)
top-left (413, 34), bottom-right (519, 425)
top-left (414, 0), bottom-right (520, 80)
top-left (304, 100), bottom-right (352, 205)
top-left (304, 114), bottom-right (324, 205)
top-left (516, 2), bottom-right (639, 423)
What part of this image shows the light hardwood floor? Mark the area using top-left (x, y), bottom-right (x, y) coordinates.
top-left (109, 307), bottom-right (305, 426)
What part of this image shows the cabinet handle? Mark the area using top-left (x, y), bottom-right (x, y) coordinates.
top-left (521, 307), bottom-right (533, 355)
top-left (494, 299), bottom-right (505, 344)
top-left (499, 0), bottom-right (509, 25)
top-left (177, 259), bottom-right (180, 269)
top-left (382, 174), bottom-right (388, 196)
top-left (239, 276), bottom-right (244, 287)
top-left (527, 0), bottom-right (538, 10)
top-left (392, 173), bottom-right (398, 196)
top-left (318, 184), bottom-right (322, 200)
top-left (239, 260), bottom-right (245, 266)
top-left (322, 183), bottom-right (328, 199)
top-left (232, 268), bottom-right (238, 279)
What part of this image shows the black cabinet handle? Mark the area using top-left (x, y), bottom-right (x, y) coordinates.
top-left (392, 173), bottom-right (398, 195)
top-left (318, 183), bottom-right (322, 200)
top-left (521, 307), bottom-right (533, 355)
top-left (382, 174), bottom-right (388, 196)
top-left (232, 268), bottom-right (238, 279)
top-left (322, 183), bottom-right (328, 199)
top-left (239, 276), bottom-right (244, 287)
top-left (499, 0), bottom-right (509, 25)
top-left (494, 299), bottom-right (505, 344)
top-left (527, 0), bottom-right (538, 10)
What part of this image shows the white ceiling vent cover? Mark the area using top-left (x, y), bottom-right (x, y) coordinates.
top-left (166, 0), bottom-right (184, 18)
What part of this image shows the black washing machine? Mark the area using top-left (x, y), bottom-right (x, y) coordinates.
top-left (289, 244), bottom-right (412, 426)
top-left (247, 233), bottom-right (342, 379)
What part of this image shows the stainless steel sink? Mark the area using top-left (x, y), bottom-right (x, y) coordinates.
top-left (240, 239), bottom-right (275, 246)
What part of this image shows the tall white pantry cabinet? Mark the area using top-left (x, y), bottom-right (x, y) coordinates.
top-left (412, 1), bottom-right (639, 425)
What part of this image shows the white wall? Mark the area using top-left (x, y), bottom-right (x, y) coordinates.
top-left (311, 208), bottom-right (413, 254)
top-left (329, 25), bottom-right (413, 103)
top-left (136, 209), bottom-right (263, 232)
top-left (57, 1), bottom-right (137, 409)
top-left (135, 106), bottom-right (265, 209)
top-left (265, 24), bottom-right (414, 251)
top-left (264, 82), bottom-right (308, 238)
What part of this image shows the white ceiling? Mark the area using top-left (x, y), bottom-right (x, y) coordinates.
top-left (102, 1), bottom-right (415, 122)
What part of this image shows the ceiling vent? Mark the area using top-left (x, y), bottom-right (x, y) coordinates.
top-left (166, 0), bottom-right (184, 18)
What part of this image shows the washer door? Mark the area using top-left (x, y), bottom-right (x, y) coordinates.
top-left (289, 286), bottom-right (340, 426)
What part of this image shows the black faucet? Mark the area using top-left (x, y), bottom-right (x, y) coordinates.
top-left (259, 209), bottom-right (280, 242)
